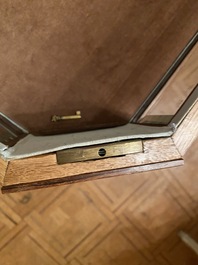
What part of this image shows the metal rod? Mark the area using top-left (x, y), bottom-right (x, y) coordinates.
top-left (179, 231), bottom-right (198, 256)
top-left (131, 31), bottom-right (198, 123)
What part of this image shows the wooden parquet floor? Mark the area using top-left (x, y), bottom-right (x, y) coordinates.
top-left (0, 139), bottom-right (197, 264)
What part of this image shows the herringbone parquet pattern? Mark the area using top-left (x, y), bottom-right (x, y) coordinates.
top-left (0, 139), bottom-right (197, 264)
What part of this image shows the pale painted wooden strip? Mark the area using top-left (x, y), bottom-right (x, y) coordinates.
top-left (1, 124), bottom-right (173, 160)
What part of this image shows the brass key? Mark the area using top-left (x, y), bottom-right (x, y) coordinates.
top-left (52, 111), bottom-right (81, 122)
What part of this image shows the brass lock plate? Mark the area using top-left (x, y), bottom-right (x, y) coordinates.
top-left (56, 140), bottom-right (143, 164)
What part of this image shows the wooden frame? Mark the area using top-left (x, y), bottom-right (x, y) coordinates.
top-left (0, 33), bottom-right (198, 193)
top-left (1, 95), bottom-right (197, 193)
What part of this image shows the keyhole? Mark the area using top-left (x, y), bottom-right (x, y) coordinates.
top-left (98, 148), bottom-right (106, 157)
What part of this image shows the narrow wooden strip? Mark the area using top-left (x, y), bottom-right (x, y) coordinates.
top-left (29, 231), bottom-right (67, 265)
top-left (0, 157), bottom-right (8, 186)
top-left (0, 200), bottom-right (21, 223)
top-left (2, 138), bottom-right (182, 190)
top-left (2, 159), bottom-right (183, 193)
top-left (0, 222), bottom-right (27, 251)
top-left (173, 101), bottom-right (198, 156)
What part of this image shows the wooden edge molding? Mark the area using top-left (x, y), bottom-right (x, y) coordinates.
top-left (0, 158), bottom-right (8, 187)
top-left (173, 101), bottom-right (198, 156)
top-left (2, 159), bottom-right (183, 193)
top-left (1, 137), bottom-right (183, 193)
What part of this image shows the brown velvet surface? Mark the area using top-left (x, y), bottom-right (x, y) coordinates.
top-left (0, 0), bottom-right (198, 135)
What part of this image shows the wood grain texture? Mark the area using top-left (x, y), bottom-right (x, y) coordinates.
top-left (0, 140), bottom-right (197, 265)
top-left (0, 1), bottom-right (198, 135)
top-left (2, 138), bottom-right (182, 192)
top-left (2, 159), bottom-right (183, 193)
top-left (173, 101), bottom-right (198, 156)
top-left (0, 158), bottom-right (8, 186)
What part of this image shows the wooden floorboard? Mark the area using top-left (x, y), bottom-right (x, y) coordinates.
top-left (0, 139), bottom-right (197, 264)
